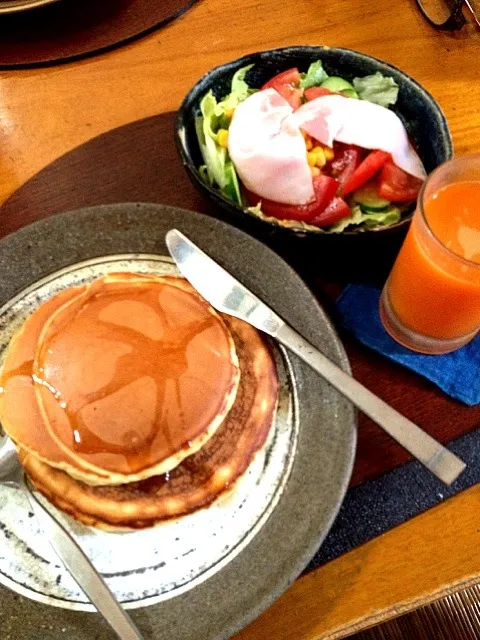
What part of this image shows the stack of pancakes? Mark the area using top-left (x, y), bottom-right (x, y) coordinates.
top-left (0, 273), bottom-right (278, 530)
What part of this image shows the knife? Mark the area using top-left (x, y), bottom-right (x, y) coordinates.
top-left (166, 228), bottom-right (466, 486)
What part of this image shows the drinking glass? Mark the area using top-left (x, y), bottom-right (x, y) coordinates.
top-left (379, 155), bottom-right (480, 354)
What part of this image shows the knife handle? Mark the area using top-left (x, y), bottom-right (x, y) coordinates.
top-left (276, 325), bottom-right (466, 486)
top-left (23, 481), bottom-right (144, 640)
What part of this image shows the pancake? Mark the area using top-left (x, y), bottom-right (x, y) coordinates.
top-left (20, 315), bottom-right (279, 530)
top-left (0, 286), bottom-right (116, 481)
top-left (0, 274), bottom-right (240, 486)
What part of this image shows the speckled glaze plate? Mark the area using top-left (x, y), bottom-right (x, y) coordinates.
top-left (0, 204), bottom-right (356, 640)
top-left (0, 253), bottom-right (297, 610)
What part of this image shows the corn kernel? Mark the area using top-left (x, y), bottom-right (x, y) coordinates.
top-left (315, 147), bottom-right (326, 168)
top-left (307, 151), bottom-right (317, 167)
top-left (323, 146), bottom-right (334, 161)
top-left (217, 129), bottom-right (229, 148)
top-left (225, 108), bottom-right (235, 120)
top-left (305, 138), bottom-right (313, 151)
top-left (310, 166), bottom-right (320, 177)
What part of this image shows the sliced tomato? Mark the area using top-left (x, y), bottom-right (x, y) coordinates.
top-left (342, 150), bottom-right (390, 195)
top-left (244, 174), bottom-right (339, 223)
top-left (377, 158), bottom-right (423, 202)
top-left (327, 143), bottom-right (363, 191)
top-left (262, 68), bottom-right (303, 110)
top-left (309, 197), bottom-right (351, 227)
top-left (304, 87), bottom-right (335, 101)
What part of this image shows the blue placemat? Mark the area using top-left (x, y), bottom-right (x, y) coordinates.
top-left (336, 284), bottom-right (480, 406)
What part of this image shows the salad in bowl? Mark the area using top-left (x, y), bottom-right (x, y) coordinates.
top-left (176, 47), bottom-right (452, 238)
top-left (195, 60), bottom-right (426, 233)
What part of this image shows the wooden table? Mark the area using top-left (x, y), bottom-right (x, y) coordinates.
top-left (0, 0), bottom-right (479, 637)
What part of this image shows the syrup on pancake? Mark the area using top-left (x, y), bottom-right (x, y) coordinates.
top-left (0, 273), bottom-right (279, 530)
top-left (0, 274), bottom-right (240, 485)
top-left (20, 314), bottom-right (279, 530)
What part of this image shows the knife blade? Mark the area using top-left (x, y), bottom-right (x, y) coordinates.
top-left (166, 228), bottom-right (466, 486)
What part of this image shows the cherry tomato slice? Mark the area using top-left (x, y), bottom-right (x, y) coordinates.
top-left (309, 197), bottom-right (351, 227)
top-left (262, 68), bottom-right (303, 110)
top-left (342, 150), bottom-right (390, 195)
top-left (327, 143), bottom-right (363, 191)
top-left (304, 87), bottom-right (335, 101)
top-left (244, 174), bottom-right (339, 223)
top-left (377, 159), bottom-right (424, 202)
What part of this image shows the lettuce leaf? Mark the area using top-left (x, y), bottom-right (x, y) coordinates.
top-left (362, 207), bottom-right (401, 227)
top-left (230, 64), bottom-right (254, 97)
top-left (196, 66), bottom-right (255, 192)
top-left (195, 109), bottom-right (227, 189)
top-left (199, 91), bottom-right (220, 141)
top-left (300, 60), bottom-right (329, 89)
top-left (329, 205), bottom-right (401, 233)
top-left (352, 72), bottom-right (399, 107)
top-left (199, 65), bottom-right (255, 135)
top-left (218, 64), bottom-right (256, 114)
top-left (329, 206), bottom-right (364, 233)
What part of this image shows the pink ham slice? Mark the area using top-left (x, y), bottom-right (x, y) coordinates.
top-left (293, 95), bottom-right (426, 180)
top-left (227, 88), bottom-right (315, 205)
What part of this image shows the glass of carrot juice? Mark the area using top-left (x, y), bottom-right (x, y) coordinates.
top-left (379, 155), bottom-right (480, 354)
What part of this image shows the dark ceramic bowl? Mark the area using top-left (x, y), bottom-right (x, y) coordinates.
top-left (175, 46), bottom-right (452, 250)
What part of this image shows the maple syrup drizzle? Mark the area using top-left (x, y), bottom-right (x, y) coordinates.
top-left (9, 280), bottom-right (236, 471)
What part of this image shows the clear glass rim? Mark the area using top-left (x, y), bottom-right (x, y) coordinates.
top-left (418, 155), bottom-right (480, 271)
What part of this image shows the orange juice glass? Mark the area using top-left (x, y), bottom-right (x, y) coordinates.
top-left (380, 155), bottom-right (480, 354)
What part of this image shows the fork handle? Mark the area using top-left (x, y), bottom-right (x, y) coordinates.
top-left (276, 324), bottom-right (466, 486)
top-left (24, 482), bottom-right (144, 640)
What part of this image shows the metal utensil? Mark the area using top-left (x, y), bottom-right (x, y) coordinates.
top-left (0, 436), bottom-right (144, 640)
top-left (166, 228), bottom-right (466, 486)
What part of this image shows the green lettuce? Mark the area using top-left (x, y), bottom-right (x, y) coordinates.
top-left (353, 72), bottom-right (399, 107)
top-left (196, 66), bottom-right (255, 204)
top-left (329, 205), bottom-right (401, 233)
top-left (362, 208), bottom-right (401, 227)
top-left (197, 94), bottom-right (227, 189)
top-left (214, 65), bottom-right (256, 122)
top-left (300, 60), bottom-right (329, 89)
top-left (230, 65), bottom-right (254, 98)
top-left (200, 92), bottom-right (220, 141)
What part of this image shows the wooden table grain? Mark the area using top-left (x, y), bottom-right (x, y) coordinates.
top-left (0, 0), bottom-right (479, 637)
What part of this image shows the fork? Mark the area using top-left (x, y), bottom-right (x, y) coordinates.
top-left (0, 436), bottom-right (144, 640)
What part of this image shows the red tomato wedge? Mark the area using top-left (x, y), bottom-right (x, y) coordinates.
top-left (377, 158), bottom-right (424, 202)
top-left (262, 68), bottom-right (303, 110)
top-left (328, 143), bottom-right (363, 191)
top-left (244, 174), bottom-right (339, 223)
top-left (309, 197), bottom-right (351, 227)
top-left (304, 87), bottom-right (335, 101)
top-left (342, 150), bottom-right (390, 195)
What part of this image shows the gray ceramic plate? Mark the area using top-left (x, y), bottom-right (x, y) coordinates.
top-left (0, 0), bottom-right (60, 14)
top-left (0, 203), bottom-right (356, 640)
